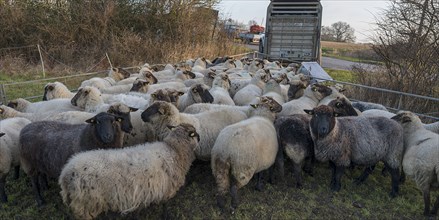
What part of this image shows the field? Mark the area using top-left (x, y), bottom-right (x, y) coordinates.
top-left (321, 41), bottom-right (381, 65)
top-left (0, 158), bottom-right (431, 219)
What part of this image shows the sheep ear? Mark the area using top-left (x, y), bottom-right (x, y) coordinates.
top-left (112, 67), bottom-right (118, 72)
top-left (250, 104), bottom-right (258, 109)
top-left (129, 107), bottom-right (138, 112)
top-left (158, 108), bottom-right (166, 115)
top-left (143, 81), bottom-right (150, 86)
top-left (304, 109), bottom-right (314, 115)
top-left (0, 133), bottom-right (4, 138)
top-left (208, 72), bottom-right (216, 79)
top-left (47, 85), bottom-right (54, 91)
top-left (167, 125), bottom-right (176, 131)
top-left (85, 118), bottom-right (96, 124)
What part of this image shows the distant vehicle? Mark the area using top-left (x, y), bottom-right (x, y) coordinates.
top-left (239, 24), bottom-right (265, 44)
top-left (260, 0), bottom-right (323, 63)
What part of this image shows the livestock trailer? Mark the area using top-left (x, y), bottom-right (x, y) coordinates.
top-left (260, 0), bottom-right (323, 63)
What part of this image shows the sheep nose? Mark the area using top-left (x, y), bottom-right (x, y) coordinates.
top-left (102, 134), bottom-right (114, 143)
top-left (319, 127), bottom-right (328, 135)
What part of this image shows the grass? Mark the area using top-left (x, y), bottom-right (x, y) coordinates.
top-left (0, 160), bottom-right (431, 219)
top-left (321, 41), bottom-right (382, 65)
top-left (324, 68), bottom-right (357, 83)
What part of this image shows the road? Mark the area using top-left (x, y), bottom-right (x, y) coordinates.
top-left (244, 43), bottom-right (376, 71)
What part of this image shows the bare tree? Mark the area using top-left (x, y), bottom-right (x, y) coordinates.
top-left (355, 0), bottom-right (439, 116)
top-left (331, 21), bottom-right (356, 42)
top-left (320, 22), bottom-right (355, 42)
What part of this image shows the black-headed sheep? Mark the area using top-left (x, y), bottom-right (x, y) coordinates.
top-left (305, 105), bottom-right (403, 197)
top-left (19, 112), bottom-right (126, 206)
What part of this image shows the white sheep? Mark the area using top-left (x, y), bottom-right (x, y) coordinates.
top-left (141, 101), bottom-right (248, 161)
top-left (0, 117), bottom-right (32, 202)
top-left (233, 69), bottom-right (270, 106)
top-left (80, 67), bottom-right (131, 90)
top-left (211, 99), bottom-right (283, 211)
top-left (262, 77), bottom-right (286, 105)
top-left (59, 124), bottom-right (199, 219)
top-left (391, 111), bottom-right (439, 216)
top-left (279, 84), bottom-right (332, 116)
top-left (7, 98), bottom-right (81, 114)
top-left (209, 72), bottom-right (235, 105)
top-left (177, 83), bottom-right (214, 111)
top-left (43, 81), bottom-right (75, 100)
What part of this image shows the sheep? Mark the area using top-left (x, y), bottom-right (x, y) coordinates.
top-left (424, 121), bottom-right (439, 134)
top-left (362, 109), bottom-right (395, 118)
top-left (43, 81), bottom-right (75, 100)
top-left (287, 80), bottom-right (307, 101)
top-left (262, 77), bottom-right (286, 105)
top-left (391, 111), bottom-right (439, 216)
top-left (191, 57), bottom-right (208, 72)
top-left (279, 84), bottom-right (332, 116)
top-left (274, 97), bottom-right (359, 189)
top-left (209, 72), bottom-right (235, 105)
top-left (141, 101), bottom-right (248, 161)
top-left (177, 83), bottom-right (214, 112)
top-left (19, 112), bottom-right (126, 206)
top-left (318, 86), bottom-right (347, 106)
top-left (7, 98), bottom-right (81, 114)
top-left (305, 105), bottom-right (403, 197)
top-left (229, 78), bottom-right (252, 98)
top-left (211, 99), bottom-right (283, 211)
top-left (233, 69), bottom-right (270, 106)
top-left (0, 105), bottom-right (52, 121)
top-left (116, 69), bottom-right (158, 86)
top-left (80, 67), bottom-right (131, 90)
top-left (352, 100), bottom-right (388, 112)
top-left (70, 86), bottom-right (111, 112)
top-left (59, 123), bottom-right (199, 219)
top-left (0, 117), bottom-right (31, 202)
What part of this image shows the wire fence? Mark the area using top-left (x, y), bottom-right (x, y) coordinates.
top-left (0, 49), bottom-right (437, 121)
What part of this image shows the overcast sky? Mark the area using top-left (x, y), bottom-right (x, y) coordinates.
top-left (217, 0), bottom-right (391, 43)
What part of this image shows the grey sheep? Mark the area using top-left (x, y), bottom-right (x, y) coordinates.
top-left (59, 123), bottom-right (199, 219)
top-left (305, 105), bottom-right (404, 197)
top-left (19, 112), bottom-right (126, 206)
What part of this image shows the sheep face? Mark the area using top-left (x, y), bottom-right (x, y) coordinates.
top-left (306, 105), bottom-right (337, 138)
top-left (7, 98), bottom-right (28, 112)
top-left (107, 103), bottom-right (137, 133)
top-left (130, 79), bottom-right (150, 92)
top-left (328, 97), bottom-right (358, 116)
top-left (391, 111), bottom-right (422, 128)
top-left (189, 84), bottom-right (214, 104)
top-left (110, 67), bottom-right (131, 81)
top-left (288, 80), bottom-right (306, 100)
top-left (309, 84), bottom-right (332, 100)
top-left (71, 87), bottom-right (99, 108)
top-left (141, 101), bottom-right (178, 125)
top-left (183, 70), bottom-right (196, 79)
top-left (85, 112), bottom-right (124, 144)
top-left (166, 123), bottom-right (200, 144)
top-left (43, 83), bottom-right (55, 101)
top-left (143, 71), bottom-right (158, 84)
top-left (212, 73), bottom-right (231, 89)
top-left (165, 89), bottom-right (184, 107)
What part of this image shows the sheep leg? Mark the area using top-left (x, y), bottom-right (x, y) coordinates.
top-left (292, 162), bottom-right (303, 189)
top-left (387, 166), bottom-right (400, 198)
top-left (303, 157), bottom-right (314, 177)
top-left (39, 173), bottom-right (49, 191)
top-left (161, 203), bottom-right (170, 220)
top-left (431, 194), bottom-right (439, 215)
top-left (0, 176), bottom-right (7, 202)
top-left (255, 172), bottom-right (264, 191)
top-left (331, 164), bottom-right (345, 192)
top-left (421, 188), bottom-right (432, 216)
top-left (268, 165), bottom-right (275, 184)
top-left (329, 161), bottom-right (336, 188)
top-left (14, 166), bottom-right (20, 180)
top-left (30, 174), bottom-right (45, 206)
top-left (275, 146), bottom-right (285, 182)
top-left (354, 165), bottom-right (375, 185)
top-left (230, 182), bottom-right (240, 211)
top-left (213, 158), bottom-right (230, 212)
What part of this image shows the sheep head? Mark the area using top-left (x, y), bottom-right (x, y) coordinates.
top-left (189, 84), bottom-right (214, 104)
top-left (305, 105), bottom-right (337, 138)
top-left (85, 112), bottom-right (124, 145)
top-left (327, 97), bottom-right (358, 117)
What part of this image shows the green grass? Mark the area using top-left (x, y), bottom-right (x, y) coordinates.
top-left (324, 68), bottom-right (357, 83)
top-left (322, 53), bottom-right (383, 65)
top-left (0, 161), bottom-right (430, 219)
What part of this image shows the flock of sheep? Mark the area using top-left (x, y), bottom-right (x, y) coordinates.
top-left (0, 56), bottom-right (438, 219)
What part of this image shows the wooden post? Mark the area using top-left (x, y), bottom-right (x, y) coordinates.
top-left (37, 44), bottom-right (46, 78)
top-left (106, 53), bottom-right (113, 69)
top-left (0, 84), bottom-right (7, 105)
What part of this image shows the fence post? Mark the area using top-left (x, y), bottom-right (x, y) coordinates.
top-left (397, 94), bottom-right (403, 110)
top-left (106, 53), bottom-right (113, 69)
top-left (37, 44), bottom-right (46, 78)
top-left (0, 84), bottom-right (7, 104)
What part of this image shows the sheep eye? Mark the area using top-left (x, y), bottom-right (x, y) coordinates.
top-left (192, 89), bottom-right (198, 93)
top-left (270, 107), bottom-right (273, 111)
top-left (334, 113), bottom-right (339, 117)
top-left (189, 132), bottom-right (195, 137)
top-left (117, 118), bottom-right (122, 122)
top-left (336, 103), bottom-right (342, 107)
top-left (312, 88), bottom-right (317, 92)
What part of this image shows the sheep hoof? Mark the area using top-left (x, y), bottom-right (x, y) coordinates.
top-left (255, 184), bottom-right (264, 192)
top-left (389, 191), bottom-right (398, 198)
top-left (216, 195), bottom-right (226, 211)
top-left (330, 182), bottom-right (341, 192)
top-left (295, 183), bottom-right (303, 189)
